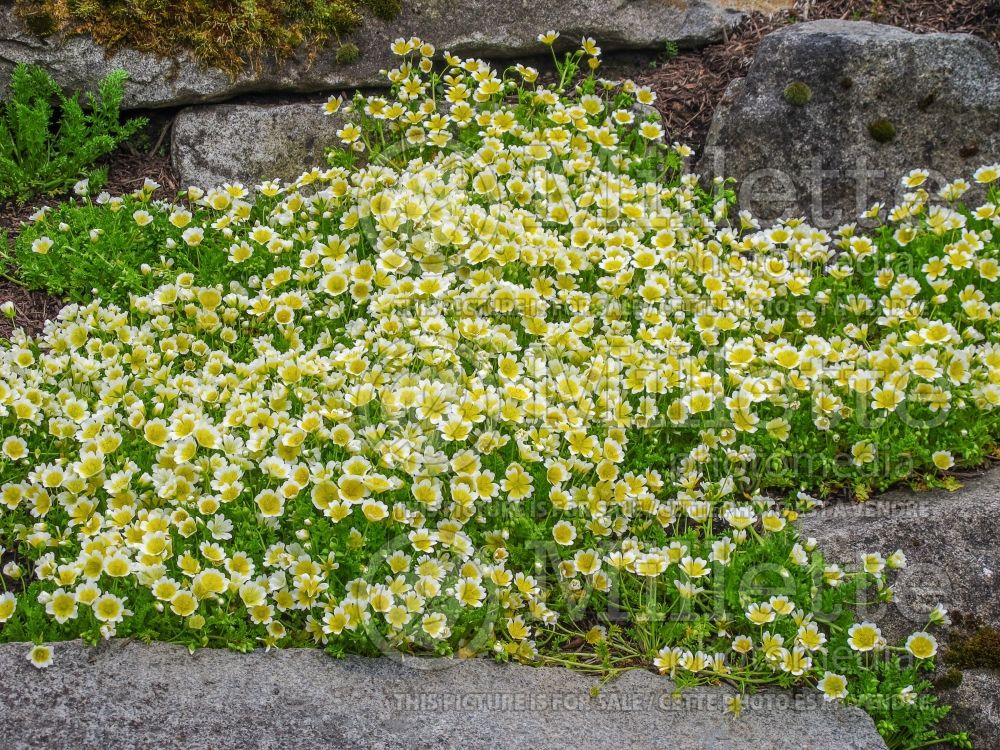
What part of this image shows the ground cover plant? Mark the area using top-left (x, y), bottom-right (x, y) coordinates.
top-left (13, 0), bottom-right (401, 77)
top-left (3, 35), bottom-right (998, 748)
top-left (0, 65), bottom-right (146, 204)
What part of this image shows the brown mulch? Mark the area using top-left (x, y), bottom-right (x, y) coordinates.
top-left (0, 278), bottom-right (61, 338)
top-left (607, 14), bottom-right (780, 148)
top-left (103, 150), bottom-right (179, 201)
top-left (801, 0), bottom-right (1000, 40)
top-left (622, 0), bottom-right (1000, 149)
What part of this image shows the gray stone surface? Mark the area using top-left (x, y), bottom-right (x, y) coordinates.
top-left (169, 99), bottom-right (667, 190)
top-left (171, 102), bottom-right (344, 189)
top-left (0, 1), bottom-right (756, 110)
top-left (799, 468), bottom-right (1000, 643)
top-left (0, 639), bottom-right (887, 750)
top-left (938, 668), bottom-right (1000, 750)
top-left (800, 469), bottom-right (1000, 750)
top-left (700, 20), bottom-right (1000, 226)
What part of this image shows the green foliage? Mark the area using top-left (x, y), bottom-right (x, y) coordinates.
top-left (11, 198), bottom-right (177, 306)
top-left (3, 37), bottom-right (996, 750)
top-left (10, 182), bottom-right (265, 306)
top-left (0, 65), bottom-right (146, 203)
top-left (851, 657), bottom-right (971, 750)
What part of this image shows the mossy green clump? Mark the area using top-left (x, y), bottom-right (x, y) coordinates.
top-left (783, 80), bottom-right (813, 107)
top-left (365, 0), bottom-right (403, 19)
top-left (12, 0), bottom-right (401, 78)
top-left (868, 118), bottom-right (897, 143)
top-left (944, 628), bottom-right (1000, 670)
top-left (335, 42), bottom-right (361, 65)
top-left (19, 9), bottom-right (57, 36)
top-left (932, 667), bottom-right (964, 690)
top-left (960, 144), bottom-right (980, 159)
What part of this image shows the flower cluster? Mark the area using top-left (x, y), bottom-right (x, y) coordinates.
top-left (1, 37), bottom-right (997, 737)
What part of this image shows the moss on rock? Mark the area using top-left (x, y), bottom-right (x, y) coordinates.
top-left (336, 42), bottom-right (361, 65)
top-left (20, 9), bottom-right (58, 36)
top-left (868, 118), bottom-right (897, 143)
top-left (12, 0), bottom-right (401, 78)
top-left (945, 628), bottom-right (1000, 670)
top-left (932, 667), bottom-right (964, 690)
top-left (783, 80), bottom-right (813, 106)
top-left (366, 0), bottom-right (403, 19)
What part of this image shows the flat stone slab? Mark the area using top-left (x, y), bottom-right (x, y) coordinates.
top-left (0, 1), bottom-right (776, 110)
top-left (799, 469), bottom-right (1000, 749)
top-left (799, 468), bottom-right (1000, 643)
top-left (0, 640), bottom-right (886, 750)
top-left (171, 103), bottom-right (345, 189)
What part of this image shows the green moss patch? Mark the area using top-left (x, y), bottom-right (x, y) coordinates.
top-left (868, 118), bottom-right (897, 143)
top-left (783, 80), bottom-right (813, 106)
top-left (944, 627), bottom-right (1000, 670)
top-left (336, 42), bottom-right (361, 65)
top-left (13, 0), bottom-right (401, 78)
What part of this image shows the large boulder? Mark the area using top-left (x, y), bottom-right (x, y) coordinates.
top-left (171, 103), bottom-right (344, 189)
top-left (700, 20), bottom-right (1000, 226)
top-left (0, 640), bottom-right (887, 750)
top-left (0, 1), bottom-right (761, 109)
